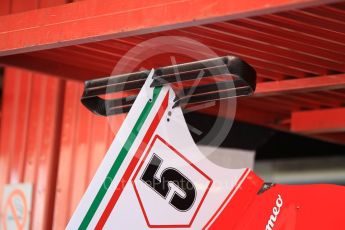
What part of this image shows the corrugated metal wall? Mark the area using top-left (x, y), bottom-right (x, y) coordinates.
top-left (0, 68), bottom-right (65, 229)
top-left (1, 1), bottom-right (61, 229)
top-left (0, 72), bottom-right (125, 230)
top-left (0, 0), bottom-right (124, 229)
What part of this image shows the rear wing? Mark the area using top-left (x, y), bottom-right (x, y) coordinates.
top-left (81, 56), bottom-right (256, 116)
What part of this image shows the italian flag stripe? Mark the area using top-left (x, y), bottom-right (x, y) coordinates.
top-left (95, 91), bottom-right (169, 229)
top-left (79, 87), bottom-right (163, 229)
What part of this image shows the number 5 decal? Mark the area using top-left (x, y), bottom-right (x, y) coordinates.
top-left (140, 154), bottom-right (197, 212)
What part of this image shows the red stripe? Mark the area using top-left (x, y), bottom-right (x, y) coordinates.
top-left (95, 92), bottom-right (169, 229)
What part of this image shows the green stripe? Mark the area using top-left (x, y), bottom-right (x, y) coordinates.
top-left (79, 87), bottom-right (162, 229)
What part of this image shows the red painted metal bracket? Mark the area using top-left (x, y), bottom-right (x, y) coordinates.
top-left (291, 107), bottom-right (345, 134)
top-left (255, 74), bottom-right (345, 97)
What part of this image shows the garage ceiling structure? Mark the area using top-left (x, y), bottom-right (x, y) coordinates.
top-left (0, 0), bottom-right (345, 144)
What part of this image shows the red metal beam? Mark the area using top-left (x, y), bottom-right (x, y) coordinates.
top-left (291, 107), bottom-right (345, 134)
top-left (184, 25), bottom-right (345, 73)
top-left (0, 0), bottom-right (340, 56)
top-left (254, 74), bottom-right (345, 97)
top-left (311, 132), bottom-right (345, 145)
top-left (0, 54), bottom-right (106, 80)
top-left (0, 0), bottom-right (11, 15)
top-left (196, 100), bottom-right (288, 129)
top-left (206, 21), bottom-right (345, 63)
